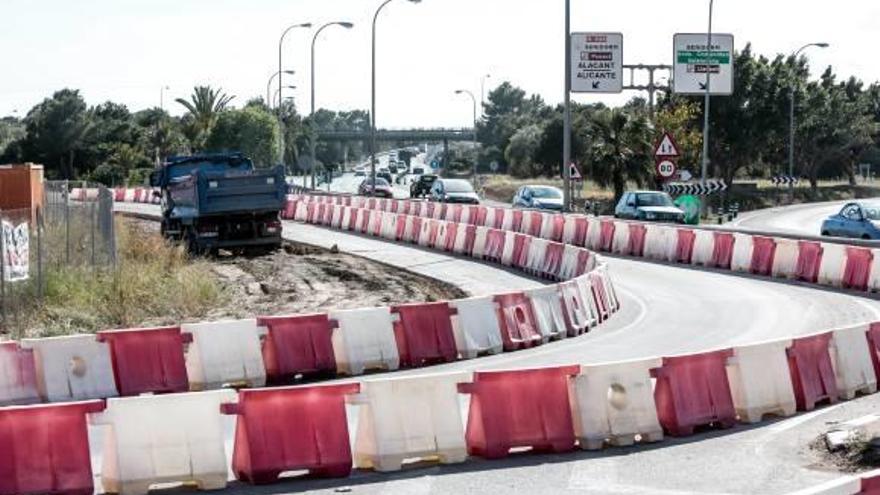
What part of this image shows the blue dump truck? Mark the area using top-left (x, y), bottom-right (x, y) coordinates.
top-left (149, 153), bottom-right (287, 255)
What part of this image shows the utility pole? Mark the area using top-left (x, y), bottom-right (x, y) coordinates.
top-left (562, 0), bottom-right (572, 213)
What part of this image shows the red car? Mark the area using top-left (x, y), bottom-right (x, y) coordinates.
top-left (358, 177), bottom-right (393, 198)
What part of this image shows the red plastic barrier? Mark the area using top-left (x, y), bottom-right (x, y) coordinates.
top-left (0, 400), bottom-right (104, 495)
top-left (0, 342), bottom-right (38, 405)
top-left (548, 214), bottom-right (565, 242)
top-left (559, 280), bottom-right (590, 336)
top-left (442, 221), bottom-right (459, 251)
top-left (676, 228), bottom-right (696, 263)
top-left (651, 350), bottom-right (736, 436)
top-left (484, 228), bottom-right (506, 262)
top-left (795, 241), bottom-right (823, 283)
top-left (367, 198), bottom-right (377, 210)
top-left (526, 211), bottom-right (543, 237)
top-left (369, 211), bottom-right (383, 237)
top-left (282, 198), bottom-right (298, 220)
top-left (449, 204), bottom-right (464, 223)
top-left (542, 242), bottom-right (565, 279)
top-left (458, 224), bottom-right (477, 255)
top-left (395, 214), bottom-right (407, 241)
top-left (425, 220), bottom-right (441, 248)
top-left (750, 236), bottom-right (777, 276)
top-left (590, 273), bottom-right (610, 322)
top-left (598, 220), bottom-right (616, 252)
top-left (711, 232), bottom-right (735, 269)
top-left (510, 209), bottom-right (524, 232)
top-left (114, 188), bottom-right (125, 202)
top-left (494, 292), bottom-right (543, 350)
top-left (862, 473), bottom-right (880, 493)
top-left (425, 201), bottom-right (436, 218)
top-left (570, 216), bottom-right (588, 246)
top-left (409, 216), bottom-right (423, 243)
top-left (222, 383), bottom-right (359, 483)
top-left (457, 366), bottom-right (579, 459)
top-left (490, 207), bottom-right (505, 229)
top-left (843, 247), bottom-right (874, 291)
top-left (627, 223), bottom-right (647, 257)
top-left (97, 326), bottom-right (191, 396)
top-left (511, 233), bottom-right (531, 268)
top-left (575, 249), bottom-right (593, 276)
top-left (389, 199), bottom-right (400, 213)
top-left (787, 333), bottom-right (838, 411)
top-left (256, 314), bottom-right (337, 383)
top-left (469, 206), bottom-right (488, 226)
top-left (391, 302), bottom-right (457, 367)
top-left (867, 323), bottom-right (880, 383)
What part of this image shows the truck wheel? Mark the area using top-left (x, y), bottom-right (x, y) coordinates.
top-left (185, 229), bottom-right (204, 257)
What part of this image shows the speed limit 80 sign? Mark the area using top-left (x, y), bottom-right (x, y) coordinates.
top-left (656, 159), bottom-right (677, 180)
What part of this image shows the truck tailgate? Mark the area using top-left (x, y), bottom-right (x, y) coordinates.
top-left (198, 167), bottom-right (285, 216)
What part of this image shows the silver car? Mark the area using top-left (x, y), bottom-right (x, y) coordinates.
top-left (614, 191), bottom-right (685, 223)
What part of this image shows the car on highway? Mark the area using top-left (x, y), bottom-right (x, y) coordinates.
top-left (429, 178), bottom-right (480, 204)
top-left (512, 185), bottom-right (564, 211)
top-left (412, 166), bottom-right (425, 175)
top-left (820, 202), bottom-right (880, 239)
top-left (614, 190), bottom-right (685, 223)
top-left (410, 174), bottom-right (438, 198)
top-left (358, 177), bottom-right (394, 198)
top-left (376, 170), bottom-right (393, 184)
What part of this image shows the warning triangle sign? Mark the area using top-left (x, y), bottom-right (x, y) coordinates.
top-left (569, 162), bottom-right (583, 180)
top-left (654, 132), bottom-right (680, 158)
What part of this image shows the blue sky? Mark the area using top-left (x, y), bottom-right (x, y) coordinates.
top-left (1, 0), bottom-right (877, 127)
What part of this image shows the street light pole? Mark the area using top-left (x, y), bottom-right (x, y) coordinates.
top-left (480, 74), bottom-right (491, 117)
top-left (274, 86), bottom-right (297, 109)
top-left (159, 85), bottom-right (170, 111)
top-left (789, 42), bottom-right (829, 200)
top-left (562, 0), bottom-right (572, 212)
top-left (311, 21), bottom-right (354, 190)
top-left (267, 70), bottom-right (296, 109)
top-left (372, 0), bottom-right (422, 196)
top-left (455, 89), bottom-right (478, 181)
top-left (278, 22), bottom-right (311, 173)
top-left (700, 0), bottom-right (714, 186)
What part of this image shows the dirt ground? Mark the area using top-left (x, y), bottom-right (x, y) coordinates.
top-left (131, 219), bottom-right (466, 323)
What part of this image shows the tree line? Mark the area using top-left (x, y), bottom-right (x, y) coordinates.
top-left (475, 44), bottom-right (879, 199)
top-left (0, 86), bottom-right (369, 185)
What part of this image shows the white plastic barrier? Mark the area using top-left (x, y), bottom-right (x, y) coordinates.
top-left (643, 225), bottom-right (677, 262)
top-left (448, 296), bottom-right (504, 359)
top-left (183, 319), bottom-right (266, 391)
top-left (573, 359), bottom-right (664, 450)
top-left (869, 249), bottom-right (880, 292)
top-left (20, 334), bottom-right (118, 402)
top-left (730, 233), bottom-right (755, 272)
top-left (690, 229), bottom-right (715, 266)
top-left (786, 469), bottom-right (880, 495)
top-left (830, 325), bottom-right (878, 400)
top-left (559, 279), bottom-right (594, 333)
top-left (329, 307), bottom-right (400, 375)
top-left (417, 218), bottom-right (434, 247)
top-left (452, 223), bottom-right (471, 255)
top-left (330, 205), bottom-right (344, 229)
top-left (351, 372), bottom-right (469, 471)
top-left (596, 265), bottom-right (621, 312)
top-left (562, 215), bottom-right (585, 245)
top-left (576, 274), bottom-right (603, 323)
top-left (611, 221), bottom-right (631, 254)
top-left (526, 238), bottom-right (548, 274)
top-left (294, 201), bottom-right (309, 222)
top-left (726, 340), bottom-right (797, 423)
top-left (123, 188), bottom-right (136, 203)
top-left (585, 218), bottom-right (602, 251)
top-left (818, 243), bottom-right (847, 286)
top-left (499, 208), bottom-right (514, 232)
top-left (93, 390), bottom-right (235, 495)
top-left (558, 244), bottom-right (583, 281)
top-left (772, 238), bottom-right (800, 279)
top-left (500, 230), bottom-right (517, 266)
top-left (472, 226), bottom-right (489, 258)
top-left (525, 285), bottom-right (569, 341)
top-left (435, 221), bottom-right (452, 250)
top-left (380, 212), bottom-right (397, 240)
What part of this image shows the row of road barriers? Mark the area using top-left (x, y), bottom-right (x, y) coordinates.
top-left (0, 203), bottom-right (622, 494)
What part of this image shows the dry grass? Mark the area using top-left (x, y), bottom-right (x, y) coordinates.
top-left (27, 219), bottom-right (224, 337)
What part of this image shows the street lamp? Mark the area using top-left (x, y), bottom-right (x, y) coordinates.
top-left (699, 0), bottom-right (715, 186)
top-left (277, 22), bottom-right (311, 173)
top-left (310, 21), bottom-right (354, 189)
top-left (159, 86), bottom-right (170, 111)
top-left (371, 0), bottom-right (422, 194)
top-left (480, 74), bottom-right (491, 118)
top-left (274, 86), bottom-right (297, 109)
top-left (455, 89), bottom-right (478, 181)
top-left (267, 70), bottom-right (296, 109)
top-left (788, 42), bottom-right (830, 199)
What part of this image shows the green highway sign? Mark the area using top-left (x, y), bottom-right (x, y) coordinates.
top-left (676, 52), bottom-right (731, 64)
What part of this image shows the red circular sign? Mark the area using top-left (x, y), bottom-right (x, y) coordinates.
top-left (656, 159), bottom-right (677, 179)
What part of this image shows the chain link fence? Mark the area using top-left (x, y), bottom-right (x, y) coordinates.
top-left (0, 181), bottom-right (116, 336)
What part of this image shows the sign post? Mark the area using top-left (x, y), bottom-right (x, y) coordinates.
top-left (653, 132), bottom-right (680, 183)
top-left (672, 33), bottom-right (735, 95)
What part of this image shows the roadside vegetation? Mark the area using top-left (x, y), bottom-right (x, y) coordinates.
top-left (29, 220), bottom-right (224, 337)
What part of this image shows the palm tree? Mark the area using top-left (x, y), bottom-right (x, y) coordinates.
top-left (586, 107), bottom-right (653, 202)
top-left (175, 86), bottom-right (235, 150)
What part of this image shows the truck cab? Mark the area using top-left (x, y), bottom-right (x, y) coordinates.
top-left (150, 153), bottom-right (286, 254)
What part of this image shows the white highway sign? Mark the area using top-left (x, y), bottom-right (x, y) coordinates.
top-left (673, 33), bottom-right (734, 95)
top-left (571, 32), bottom-right (623, 93)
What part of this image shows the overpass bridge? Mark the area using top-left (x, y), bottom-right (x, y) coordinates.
top-left (316, 128), bottom-right (475, 143)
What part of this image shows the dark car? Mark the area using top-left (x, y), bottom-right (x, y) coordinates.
top-left (512, 185), bottom-right (564, 211)
top-left (410, 174), bottom-right (438, 198)
top-left (376, 171), bottom-right (393, 184)
top-left (430, 178), bottom-right (480, 204)
top-left (358, 177), bottom-right (393, 198)
top-left (614, 191), bottom-right (685, 223)
top-left (821, 202), bottom-right (880, 239)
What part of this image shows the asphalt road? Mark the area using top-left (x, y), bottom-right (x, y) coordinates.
top-left (727, 200), bottom-right (853, 237)
top-left (111, 202), bottom-right (880, 495)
